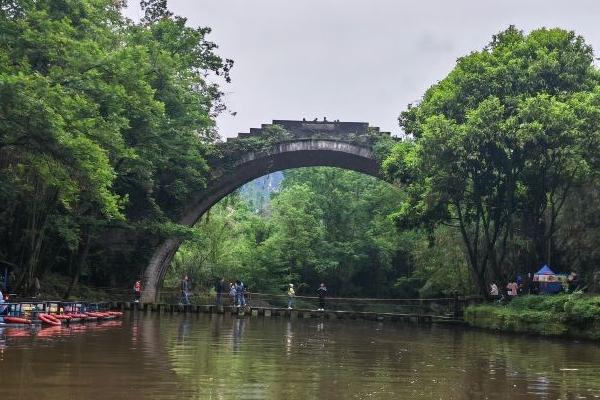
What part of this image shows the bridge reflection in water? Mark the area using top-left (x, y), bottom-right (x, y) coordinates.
top-left (2, 313), bottom-right (600, 399)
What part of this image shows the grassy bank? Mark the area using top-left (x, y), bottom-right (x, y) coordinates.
top-left (464, 294), bottom-right (600, 340)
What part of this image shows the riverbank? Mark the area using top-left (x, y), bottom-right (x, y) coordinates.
top-left (464, 294), bottom-right (600, 340)
top-left (6, 273), bottom-right (114, 301)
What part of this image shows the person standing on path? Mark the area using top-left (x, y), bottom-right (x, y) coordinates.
top-left (133, 279), bottom-right (142, 303)
top-left (287, 284), bottom-right (295, 309)
top-left (216, 277), bottom-right (225, 306)
top-left (229, 282), bottom-right (236, 306)
top-left (316, 283), bottom-right (327, 311)
top-left (235, 280), bottom-right (246, 307)
top-left (181, 275), bottom-right (190, 305)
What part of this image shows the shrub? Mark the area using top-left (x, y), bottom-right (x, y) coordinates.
top-left (465, 294), bottom-right (600, 339)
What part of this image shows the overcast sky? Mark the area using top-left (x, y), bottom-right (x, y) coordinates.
top-left (125, 0), bottom-right (600, 139)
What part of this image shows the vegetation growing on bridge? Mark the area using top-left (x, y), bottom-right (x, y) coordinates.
top-left (211, 122), bottom-right (396, 171)
top-left (211, 124), bottom-right (291, 165)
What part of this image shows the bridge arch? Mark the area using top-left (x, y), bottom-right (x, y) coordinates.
top-left (141, 122), bottom-right (392, 303)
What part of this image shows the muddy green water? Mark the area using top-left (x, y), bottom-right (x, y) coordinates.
top-left (1, 313), bottom-right (600, 399)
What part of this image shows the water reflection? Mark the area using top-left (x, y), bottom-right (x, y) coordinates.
top-left (232, 316), bottom-right (246, 352)
top-left (1, 314), bottom-right (600, 399)
top-left (285, 321), bottom-right (293, 356)
top-left (177, 316), bottom-right (192, 344)
top-left (0, 327), bottom-right (6, 359)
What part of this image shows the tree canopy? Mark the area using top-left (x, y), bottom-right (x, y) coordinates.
top-left (4, 11), bottom-right (600, 301)
top-left (0, 0), bottom-right (231, 294)
top-left (383, 26), bottom-right (600, 294)
top-left (167, 167), bottom-right (474, 299)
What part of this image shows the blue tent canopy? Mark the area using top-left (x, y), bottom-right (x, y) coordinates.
top-left (534, 265), bottom-right (563, 294)
top-left (536, 265), bottom-right (555, 275)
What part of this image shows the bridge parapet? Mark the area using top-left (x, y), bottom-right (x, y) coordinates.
top-left (227, 119), bottom-right (391, 145)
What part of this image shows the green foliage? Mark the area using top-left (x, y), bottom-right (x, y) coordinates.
top-left (168, 166), bottom-right (476, 299)
top-left (370, 134), bottom-right (398, 164)
top-left (408, 226), bottom-right (475, 297)
top-left (165, 193), bottom-right (267, 291)
top-left (393, 277), bottom-right (423, 298)
top-left (0, 0), bottom-right (230, 292)
top-left (277, 168), bottom-right (410, 296)
top-left (465, 304), bottom-right (568, 336)
top-left (212, 124), bottom-right (291, 168)
top-left (508, 293), bottom-right (600, 325)
top-left (169, 167), bottom-right (420, 297)
top-left (383, 26), bottom-right (600, 294)
top-left (6, 9), bottom-right (600, 307)
top-left (35, 272), bottom-right (114, 301)
top-left (465, 294), bottom-right (600, 339)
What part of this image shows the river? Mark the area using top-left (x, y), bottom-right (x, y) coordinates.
top-left (1, 313), bottom-right (599, 399)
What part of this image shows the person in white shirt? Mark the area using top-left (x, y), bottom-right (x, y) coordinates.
top-left (490, 282), bottom-right (499, 298)
top-left (287, 284), bottom-right (295, 309)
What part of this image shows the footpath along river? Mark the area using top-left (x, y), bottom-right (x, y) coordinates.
top-left (1, 313), bottom-right (600, 399)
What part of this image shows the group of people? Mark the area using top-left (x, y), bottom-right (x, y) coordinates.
top-left (286, 282), bottom-right (328, 310)
top-left (215, 278), bottom-right (247, 307)
top-left (489, 272), bottom-right (580, 301)
top-left (133, 276), bottom-right (330, 311)
top-left (490, 275), bottom-right (535, 301)
top-left (216, 280), bottom-right (328, 311)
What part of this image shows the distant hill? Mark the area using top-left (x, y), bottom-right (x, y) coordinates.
top-left (239, 171), bottom-right (283, 213)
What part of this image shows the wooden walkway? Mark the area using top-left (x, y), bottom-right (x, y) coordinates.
top-left (115, 302), bottom-right (465, 325)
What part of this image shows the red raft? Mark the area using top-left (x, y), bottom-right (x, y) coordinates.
top-left (38, 313), bottom-right (61, 326)
top-left (107, 311), bottom-right (123, 317)
top-left (85, 311), bottom-right (116, 320)
top-left (2, 316), bottom-right (32, 324)
top-left (65, 312), bottom-right (89, 322)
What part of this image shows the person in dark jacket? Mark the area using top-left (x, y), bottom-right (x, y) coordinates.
top-left (216, 277), bottom-right (225, 306)
top-left (181, 275), bottom-right (190, 305)
top-left (316, 283), bottom-right (327, 311)
top-left (235, 280), bottom-right (246, 307)
top-left (229, 282), bottom-right (236, 305)
top-left (0, 289), bottom-right (6, 315)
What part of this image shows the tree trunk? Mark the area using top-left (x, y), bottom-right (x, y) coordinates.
top-left (65, 228), bottom-right (91, 299)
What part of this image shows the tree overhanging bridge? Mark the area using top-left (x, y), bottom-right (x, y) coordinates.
top-left (141, 120), bottom-right (394, 303)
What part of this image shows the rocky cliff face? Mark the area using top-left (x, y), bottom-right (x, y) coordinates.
top-left (239, 172), bottom-right (283, 213)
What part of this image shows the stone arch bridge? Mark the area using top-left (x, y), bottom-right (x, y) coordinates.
top-left (141, 120), bottom-right (394, 303)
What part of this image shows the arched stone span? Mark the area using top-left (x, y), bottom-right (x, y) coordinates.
top-left (141, 121), bottom-right (392, 303)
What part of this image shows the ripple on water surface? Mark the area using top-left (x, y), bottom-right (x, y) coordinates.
top-left (1, 313), bottom-right (600, 399)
